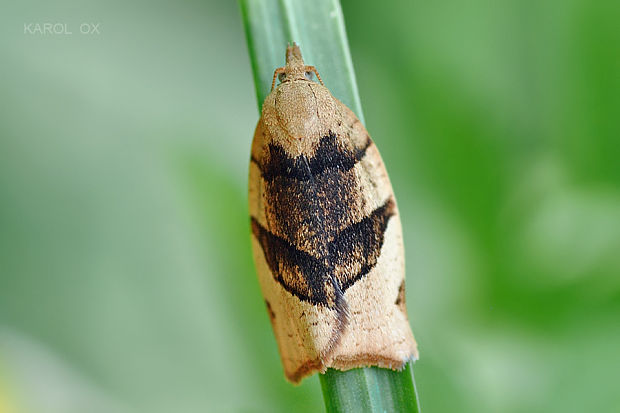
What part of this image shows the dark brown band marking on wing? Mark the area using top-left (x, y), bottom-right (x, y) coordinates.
top-left (395, 280), bottom-right (407, 314)
top-left (250, 155), bottom-right (261, 166)
top-left (355, 135), bottom-right (372, 160)
top-left (256, 131), bottom-right (371, 181)
top-left (330, 197), bottom-right (396, 291)
top-left (252, 215), bottom-right (351, 352)
top-left (251, 217), bottom-right (338, 307)
top-left (250, 197), bottom-right (395, 301)
top-left (262, 166), bottom-right (362, 252)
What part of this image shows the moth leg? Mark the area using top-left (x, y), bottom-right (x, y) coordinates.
top-left (305, 66), bottom-right (324, 86)
top-left (271, 67), bottom-right (285, 91)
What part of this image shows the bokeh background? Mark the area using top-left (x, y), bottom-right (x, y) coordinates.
top-left (1, 0), bottom-right (619, 412)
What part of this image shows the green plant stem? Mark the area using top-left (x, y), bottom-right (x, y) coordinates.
top-left (320, 362), bottom-right (420, 413)
top-left (239, 0), bottom-right (363, 117)
top-left (239, 1), bottom-right (421, 412)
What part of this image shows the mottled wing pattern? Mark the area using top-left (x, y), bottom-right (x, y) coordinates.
top-left (250, 217), bottom-right (328, 304)
top-left (250, 129), bottom-right (394, 307)
top-left (329, 198), bottom-right (396, 291)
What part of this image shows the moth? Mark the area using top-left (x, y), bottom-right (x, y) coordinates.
top-left (249, 44), bottom-right (418, 383)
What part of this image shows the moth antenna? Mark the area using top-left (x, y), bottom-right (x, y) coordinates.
top-left (271, 67), bottom-right (285, 91)
top-left (305, 66), bottom-right (324, 86)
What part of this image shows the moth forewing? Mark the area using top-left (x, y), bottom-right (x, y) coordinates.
top-left (249, 44), bottom-right (417, 383)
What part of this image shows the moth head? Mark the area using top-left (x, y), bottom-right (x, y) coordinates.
top-left (273, 43), bottom-right (318, 87)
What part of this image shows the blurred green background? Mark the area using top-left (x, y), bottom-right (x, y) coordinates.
top-left (1, 0), bottom-right (619, 412)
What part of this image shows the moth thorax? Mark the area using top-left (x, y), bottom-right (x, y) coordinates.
top-left (274, 81), bottom-right (319, 140)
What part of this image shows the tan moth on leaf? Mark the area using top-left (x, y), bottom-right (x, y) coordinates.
top-left (249, 43), bottom-right (418, 383)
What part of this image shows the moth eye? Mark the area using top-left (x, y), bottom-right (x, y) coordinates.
top-left (305, 71), bottom-right (314, 81)
top-left (278, 72), bottom-right (286, 82)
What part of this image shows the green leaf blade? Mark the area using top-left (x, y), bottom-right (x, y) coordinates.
top-left (320, 363), bottom-right (421, 413)
top-left (239, 0), bottom-right (363, 120)
top-left (239, 1), bottom-right (421, 412)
